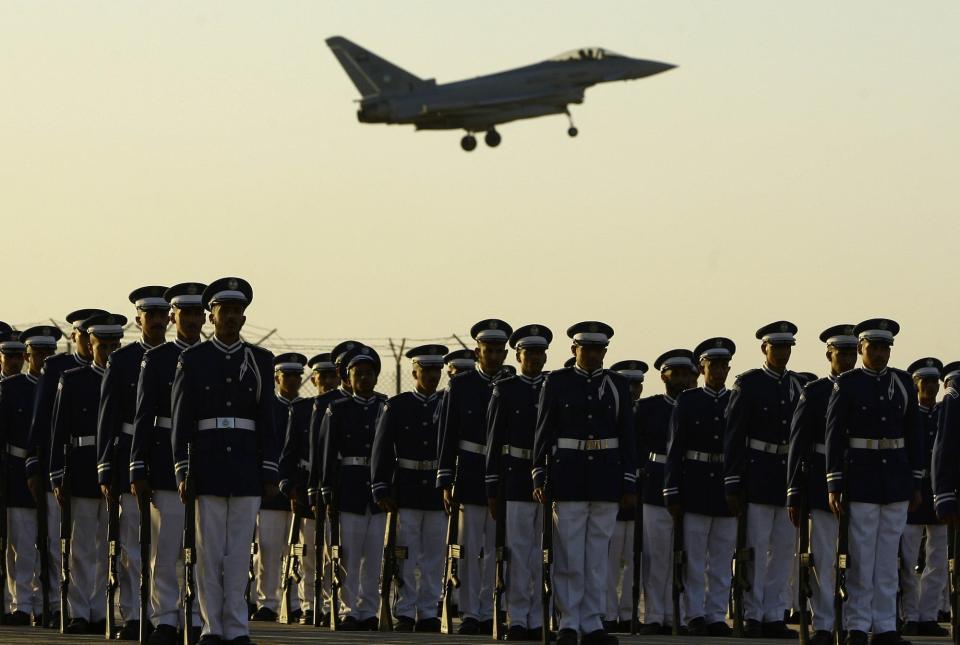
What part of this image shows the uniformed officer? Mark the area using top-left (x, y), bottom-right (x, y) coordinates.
top-left (724, 321), bottom-right (804, 638)
top-left (485, 326), bottom-right (552, 641)
top-left (532, 321), bottom-right (638, 645)
top-left (933, 362), bottom-right (960, 622)
top-left (443, 349), bottom-right (477, 377)
top-left (664, 338), bottom-right (737, 637)
top-left (171, 277), bottom-right (279, 645)
top-left (636, 349), bottom-right (699, 635)
top-left (932, 363), bottom-right (960, 542)
top-left (97, 285), bottom-right (169, 640)
top-left (898, 358), bottom-right (949, 636)
top-left (307, 353), bottom-right (340, 394)
top-left (25, 308), bottom-right (107, 629)
top-left (319, 345), bottom-right (387, 630)
top-left (371, 343), bottom-right (449, 632)
top-left (1, 326), bottom-right (60, 625)
top-left (437, 319), bottom-right (513, 635)
top-left (50, 312), bottom-right (126, 634)
top-left (605, 359), bottom-right (647, 632)
top-left (786, 325), bottom-right (859, 645)
top-left (129, 282), bottom-right (206, 645)
top-left (249, 352), bottom-right (308, 623)
top-left (825, 319), bottom-right (923, 645)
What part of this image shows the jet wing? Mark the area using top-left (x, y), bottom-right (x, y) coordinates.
top-left (398, 87), bottom-right (584, 119)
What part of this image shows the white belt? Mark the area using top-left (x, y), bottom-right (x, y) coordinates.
top-left (813, 443), bottom-right (826, 455)
top-left (155, 416), bottom-right (172, 429)
top-left (458, 440), bottom-right (486, 455)
top-left (502, 445), bottom-right (532, 460)
top-left (748, 438), bottom-right (789, 455)
top-left (397, 458), bottom-right (438, 471)
top-left (121, 422), bottom-right (135, 436)
top-left (197, 417), bottom-right (256, 431)
top-left (341, 456), bottom-right (369, 466)
top-left (6, 445), bottom-right (28, 459)
top-left (71, 435), bottom-right (96, 448)
top-left (685, 450), bottom-right (723, 463)
top-left (647, 452), bottom-right (666, 464)
top-left (557, 438), bottom-right (619, 451)
top-left (849, 437), bottom-right (904, 450)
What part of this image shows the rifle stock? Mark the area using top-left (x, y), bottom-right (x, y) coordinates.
top-left (105, 452), bottom-right (121, 639)
top-left (279, 508), bottom-right (304, 625)
top-left (631, 483), bottom-right (643, 635)
top-left (378, 509), bottom-right (407, 631)
top-left (832, 496), bottom-right (849, 645)
top-left (138, 492), bottom-right (151, 644)
top-left (950, 522), bottom-right (958, 645)
top-left (313, 505), bottom-right (325, 627)
top-left (541, 453), bottom-right (554, 645)
top-left (59, 444), bottom-right (72, 634)
top-left (797, 470), bottom-right (812, 645)
top-left (492, 489), bottom-right (508, 640)
top-left (732, 499), bottom-right (753, 638)
top-left (182, 444), bottom-right (197, 645)
top-left (0, 452), bottom-right (7, 627)
top-left (36, 485), bottom-right (52, 627)
top-left (672, 512), bottom-right (685, 636)
top-left (328, 501), bottom-right (342, 631)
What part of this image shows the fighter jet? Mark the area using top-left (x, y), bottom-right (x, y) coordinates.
top-left (327, 36), bottom-right (675, 151)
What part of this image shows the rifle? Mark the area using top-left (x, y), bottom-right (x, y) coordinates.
top-left (492, 483), bottom-right (508, 640)
top-left (36, 483), bottom-right (52, 627)
top-left (440, 474), bottom-right (462, 635)
top-left (313, 502), bottom-right (326, 628)
top-left (832, 496), bottom-right (849, 645)
top-left (672, 512), bottom-right (685, 636)
top-left (378, 509), bottom-right (407, 631)
top-left (182, 444), bottom-right (198, 645)
top-left (105, 445), bottom-right (122, 639)
top-left (244, 538), bottom-right (257, 618)
top-left (278, 506), bottom-right (304, 624)
top-left (59, 443), bottom-right (73, 634)
top-left (541, 453), bottom-right (554, 645)
top-left (0, 451), bottom-right (7, 627)
top-left (328, 498), bottom-right (342, 631)
top-left (950, 522), bottom-right (958, 645)
top-left (732, 496), bottom-right (753, 637)
top-left (138, 491), bottom-right (151, 644)
top-left (916, 528), bottom-right (927, 575)
top-left (631, 479), bottom-right (644, 635)
top-left (796, 467), bottom-right (813, 645)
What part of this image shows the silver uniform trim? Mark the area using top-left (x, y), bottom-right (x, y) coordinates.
top-left (747, 438), bottom-right (789, 455)
top-left (6, 444), bottom-right (28, 459)
top-left (556, 438), bottom-right (619, 451)
top-left (458, 439), bottom-right (486, 455)
top-left (121, 422), bottom-right (135, 436)
top-left (341, 456), bottom-right (369, 466)
top-left (647, 452), bottom-right (666, 464)
top-left (71, 435), bottom-right (97, 448)
top-left (397, 458), bottom-right (439, 471)
top-left (155, 416), bottom-right (172, 429)
top-left (501, 445), bottom-right (533, 460)
top-left (849, 437), bottom-right (905, 450)
top-left (685, 450), bottom-right (723, 463)
top-left (197, 417), bottom-right (256, 431)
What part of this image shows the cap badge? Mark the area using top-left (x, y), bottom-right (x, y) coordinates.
top-left (227, 278), bottom-right (238, 290)
top-left (530, 326), bottom-right (539, 335)
top-left (589, 322), bottom-right (599, 333)
top-left (187, 284), bottom-right (198, 295)
top-left (779, 322), bottom-right (789, 332)
top-left (489, 320), bottom-right (498, 330)
top-left (106, 316), bottom-right (116, 325)
top-left (844, 325), bottom-right (855, 335)
top-left (879, 320), bottom-right (889, 330)
top-left (715, 339), bottom-right (724, 347)
top-left (927, 359), bottom-right (935, 367)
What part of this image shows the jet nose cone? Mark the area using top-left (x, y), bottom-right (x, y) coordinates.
top-left (633, 59), bottom-right (676, 78)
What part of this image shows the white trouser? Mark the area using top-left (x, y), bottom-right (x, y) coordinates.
top-left (394, 508), bottom-right (446, 620)
top-left (196, 495), bottom-right (260, 639)
top-left (503, 501), bottom-right (543, 629)
top-left (297, 517), bottom-right (317, 613)
top-left (900, 523), bottom-right (948, 622)
top-left (302, 517), bottom-right (330, 614)
top-left (47, 492), bottom-right (62, 611)
top-left (338, 510), bottom-right (386, 621)
top-left (554, 501), bottom-right (618, 634)
top-left (743, 502), bottom-right (795, 622)
top-left (606, 520), bottom-right (635, 622)
top-left (150, 490), bottom-right (198, 628)
top-left (6, 507), bottom-right (40, 614)
top-left (118, 493), bottom-right (141, 620)
top-left (683, 513), bottom-right (736, 624)
top-left (254, 509), bottom-right (288, 612)
top-left (68, 496), bottom-right (108, 621)
top-left (459, 502), bottom-right (495, 621)
top-left (642, 504), bottom-right (677, 626)
top-left (846, 501), bottom-right (907, 633)
top-left (809, 508), bottom-right (838, 632)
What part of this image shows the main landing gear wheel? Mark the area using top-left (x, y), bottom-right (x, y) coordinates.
top-left (460, 134), bottom-right (477, 151)
top-left (567, 127), bottom-right (578, 137)
top-left (484, 129), bottom-right (501, 147)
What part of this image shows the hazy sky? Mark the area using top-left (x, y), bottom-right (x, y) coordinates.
top-left (3, 1), bottom-right (958, 391)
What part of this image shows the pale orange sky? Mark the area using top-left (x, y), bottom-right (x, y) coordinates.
top-left (2, 1), bottom-right (958, 393)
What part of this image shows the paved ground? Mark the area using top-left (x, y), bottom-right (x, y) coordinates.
top-left (0, 623), bottom-right (954, 645)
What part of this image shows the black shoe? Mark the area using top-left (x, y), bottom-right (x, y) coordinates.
top-left (638, 622), bottom-right (661, 635)
top-left (416, 617), bottom-right (441, 632)
top-left (65, 617), bottom-right (89, 634)
top-left (869, 631), bottom-right (907, 645)
top-left (526, 626), bottom-right (556, 641)
top-left (287, 608), bottom-right (303, 623)
top-left (197, 636), bottom-right (222, 645)
top-left (845, 629), bottom-right (869, 645)
top-left (556, 628), bottom-right (579, 645)
top-left (47, 610), bottom-right (61, 629)
top-left (117, 620), bottom-right (140, 640)
top-left (250, 607), bottom-right (277, 622)
top-left (89, 618), bottom-right (107, 634)
top-left (811, 630), bottom-right (833, 645)
top-left (227, 637), bottom-right (256, 645)
top-left (337, 615), bottom-right (359, 630)
top-left (148, 624), bottom-right (178, 645)
top-left (458, 617), bottom-right (480, 635)
top-left (707, 621), bottom-right (733, 637)
top-left (602, 620), bottom-right (619, 633)
top-left (744, 619), bottom-right (764, 638)
top-left (6, 611), bottom-right (32, 626)
top-left (298, 610), bottom-right (313, 625)
top-left (688, 617), bottom-right (708, 636)
top-left (785, 610), bottom-right (800, 625)
top-left (357, 616), bottom-right (379, 630)
top-left (900, 622), bottom-right (919, 636)
top-left (505, 625), bottom-right (528, 641)
top-left (395, 615), bottom-right (416, 632)
top-left (664, 624), bottom-right (689, 635)
top-left (581, 629), bottom-right (618, 645)
top-left (918, 621), bottom-right (950, 637)
top-left (186, 626), bottom-right (203, 643)
top-left (763, 620), bottom-right (799, 639)
top-left (479, 618), bottom-right (495, 635)
top-left (616, 619), bottom-right (632, 633)
top-left (939, 610), bottom-right (952, 623)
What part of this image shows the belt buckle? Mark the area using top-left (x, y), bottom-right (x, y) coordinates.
top-left (217, 417), bottom-right (236, 429)
top-left (584, 439), bottom-right (601, 450)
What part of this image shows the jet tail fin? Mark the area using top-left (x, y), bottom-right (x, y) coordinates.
top-left (326, 36), bottom-right (426, 97)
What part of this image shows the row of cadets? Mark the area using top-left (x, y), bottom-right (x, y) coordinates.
top-left (0, 325), bottom-right (62, 623)
top-left (824, 319), bottom-right (924, 645)
top-left (634, 349), bottom-right (700, 635)
top-left (532, 321), bottom-right (638, 645)
top-left (723, 321), bottom-right (805, 638)
top-left (786, 324), bottom-right (859, 644)
top-left (485, 324), bottom-right (552, 641)
top-left (25, 307), bottom-right (107, 629)
top-left (97, 285), bottom-right (171, 639)
top-left (129, 282), bottom-right (207, 645)
top-left (318, 344), bottom-right (387, 629)
top-left (604, 358), bottom-right (648, 631)
top-left (50, 312), bottom-right (127, 633)
top-left (664, 337), bottom-right (737, 637)
top-left (437, 318), bottom-right (514, 635)
top-left (170, 277), bottom-right (279, 645)
top-left (370, 343), bottom-right (449, 632)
